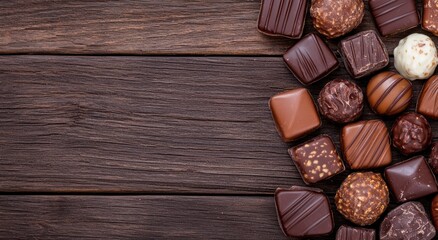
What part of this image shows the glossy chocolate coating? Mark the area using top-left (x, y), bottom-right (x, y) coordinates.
top-left (289, 135), bottom-right (345, 184)
top-left (380, 202), bottom-right (436, 240)
top-left (335, 225), bottom-right (375, 240)
top-left (269, 88), bottom-right (321, 142)
top-left (384, 156), bottom-right (438, 202)
top-left (257, 0), bottom-right (307, 38)
top-left (392, 112), bottom-right (432, 155)
top-left (417, 75), bottom-right (438, 119)
top-left (310, 0), bottom-right (364, 39)
top-left (423, 0), bottom-right (438, 36)
top-left (432, 194), bottom-right (438, 230)
top-left (274, 186), bottom-right (334, 238)
top-left (341, 120), bottom-right (392, 169)
top-left (369, 0), bottom-right (419, 36)
top-left (318, 79), bottom-right (363, 124)
top-left (283, 33), bottom-right (339, 85)
top-left (340, 30), bottom-right (389, 78)
top-left (429, 142), bottom-right (438, 174)
top-left (367, 71), bottom-right (412, 116)
top-left (335, 172), bottom-right (389, 226)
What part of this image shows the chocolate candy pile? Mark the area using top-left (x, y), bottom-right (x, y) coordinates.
top-left (257, 0), bottom-right (438, 239)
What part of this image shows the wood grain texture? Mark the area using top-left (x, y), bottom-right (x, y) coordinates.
top-left (0, 0), bottom-right (432, 55)
top-left (0, 56), bottom-right (436, 194)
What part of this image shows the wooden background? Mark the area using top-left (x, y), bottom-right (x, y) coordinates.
top-left (0, 0), bottom-right (437, 239)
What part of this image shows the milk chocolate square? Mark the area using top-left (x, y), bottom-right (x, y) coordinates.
top-left (417, 75), bottom-right (438, 119)
top-left (340, 30), bottom-right (389, 78)
top-left (341, 120), bottom-right (392, 169)
top-left (384, 156), bottom-right (438, 202)
top-left (275, 186), bottom-right (334, 238)
top-left (257, 0), bottom-right (307, 38)
top-left (369, 0), bottom-right (419, 36)
top-left (269, 88), bottom-right (321, 142)
top-left (283, 33), bottom-right (339, 85)
top-left (289, 135), bottom-right (345, 184)
top-left (423, 0), bottom-right (438, 35)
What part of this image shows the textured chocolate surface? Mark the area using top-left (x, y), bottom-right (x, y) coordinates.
top-left (340, 30), bottom-right (388, 78)
top-left (417, 75), bottom-right (438, 119)
top-left (269, 88), bottom-right (321, 142)
top-left (335, 172), bottom-right (389, 226)
top-left (384, 156), bottom-right (438, 203)
top-left (257, 0), bottom-right (307, 38)
top-left (380, 202), bottom-right (436, 240)
top-left (423, 0), bottom-right (438, 36)
top-left (335, 225), bottom-right (375, 240)
top-left (310, 0), bottom-right (364, 39)
top-left (341, 120), bottom-right (392, 169)
top-left (432, 195), bottom-right (438, 230)
top-left (274, 186), bottom-right (334, 238)
top-left (369, 0), bottom-right (419, 36)
top-left (429, 142), bottom-right (438, 174)
top-left (367, 71), bottom-right (412, 116)
top-left (392, 112), bottom-right (432, 155)
top-left (289, 135), bottom-right (345, 184)
top-left (283, 33), bottom-right (339, 86)
top-left (318, 79), bottom-right (363, 124)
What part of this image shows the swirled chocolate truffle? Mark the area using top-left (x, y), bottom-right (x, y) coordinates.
top-left (310, 0), bottom-right (364, 39)
top-left (367, 72), bottom-right (412, 116)
top-left (318, 79), bottom-right (363, 123)
top-left (392, 112), bottom-right (432, 155)
top-left (429, 142), bottom-right (438, 174)
top-left (335, 172), bottom-right (389, 226)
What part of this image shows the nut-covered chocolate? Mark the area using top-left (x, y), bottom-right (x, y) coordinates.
top-left (310, 0), bottom-right (364, 39)
top-left (380, 202), bottom-right (436, 240)
top-left (394, 33), bottom-right (438, 80)
top-left (318, 79), bottom-right (363, 124)
top-left (335, 172), bottom-right (389, 226)
top-left (423, 0), bottom-right (438, 36)
top-left (429, 142), bottom-right (438, 175)
top-left (417, 75), bottom-right (438, 119)
top-left (367, 71), bottom-right (413, 116)
top-left (392, 112), bottom-right (432, 155)
top-left (289, 135), bottom-right (345, 184)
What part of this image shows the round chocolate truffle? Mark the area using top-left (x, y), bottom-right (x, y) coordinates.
top-left (429, 142), bottom-right (438, 174)
top-left (394, 33), bottom-right (438, 80)
top-left (367, 72), bottom-right (413, 115)
top-left (318, 79), bottom-right (363, 123)
top-left (310, 0), bottom-right (364, 39)
top-left (335, 172), bottom-right (389, 226)
top-left (392, 112), bottom-right (432, 155)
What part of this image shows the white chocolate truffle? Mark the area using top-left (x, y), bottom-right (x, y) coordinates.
top-left (394, 33), bottom-right (438, 80)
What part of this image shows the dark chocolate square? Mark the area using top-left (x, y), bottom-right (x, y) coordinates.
top-left (269, 88), bottom-right (321, 142)
top-left (289, 135), bottom-right (345, 184)
top-left (340, 30), bottom-right (389, 78)
top-left (257, 0), bottom-right (307, 38)
top-left (336, 225), bottom-right (376, 240)
top-left (384, 156), bottom-right (438, 202)
top-left (283, 33), bottom-right (339, 85)
top-left (275, 186), bottom-right (334, 238)
top-left (369, 0), bottom-right (419, 36)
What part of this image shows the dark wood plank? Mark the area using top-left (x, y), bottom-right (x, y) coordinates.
top-left (0, 0), bottom-right (432, 55)
top-left (0, 56), bottom-right (436, 194)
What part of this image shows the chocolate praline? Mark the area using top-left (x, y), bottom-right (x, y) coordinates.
top-left (318, 79), bottom-right (363, 124)
top-left (429, 142), bottom-right (438, 174)
top-left (392, 112), bottom-right (432, 155)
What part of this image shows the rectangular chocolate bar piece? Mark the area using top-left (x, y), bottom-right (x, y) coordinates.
top-left (257, 0), bottom-right (307, 38)
top-left (423, 0), bottom-right (438, 36)
top-left (289, 135), bottom-right (345, 184)
top-left (340, 30), bottom-right (389, 78)
top-left (384, 156), bottom-right (438, 202)
top-left (336, 225), bottom-right (375, 240)
top-left (369, 0), bottom-right (419, 36)
top-left (283, 33), bottom-right (339, 85)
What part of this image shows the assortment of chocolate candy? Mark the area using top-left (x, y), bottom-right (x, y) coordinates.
top-left (258, 0), bottom-right (438, 238)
